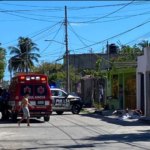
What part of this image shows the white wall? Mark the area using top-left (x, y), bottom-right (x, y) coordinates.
top-left (137, 47), bottom-right (150, 116)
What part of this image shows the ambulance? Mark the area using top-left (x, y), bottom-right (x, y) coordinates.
top-left (7, 74), bottom-right (52, 122)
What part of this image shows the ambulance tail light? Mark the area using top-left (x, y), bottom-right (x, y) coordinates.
top-left (41, 77), bottom-right (46, 81)
top-left (20, 76), bottom-right (25, 80)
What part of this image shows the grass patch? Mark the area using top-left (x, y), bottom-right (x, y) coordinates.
top-left (80, 109), bottom-right (93, 114)
top-left (94, 103), bottom-right (103, 110)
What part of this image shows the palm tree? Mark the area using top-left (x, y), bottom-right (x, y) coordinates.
top-left (138, 40), bottom-right (149, 50)
top-left (8, 37), bottom-right (40, 73)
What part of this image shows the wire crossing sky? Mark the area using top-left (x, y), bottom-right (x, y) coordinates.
top-left (1, 1), bottom-right (150, 80)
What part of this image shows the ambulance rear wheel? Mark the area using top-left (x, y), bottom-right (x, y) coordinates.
top-left (44, 116), bottom-right (50, 122)
top-left (56, 111), bottom-right (64, 115)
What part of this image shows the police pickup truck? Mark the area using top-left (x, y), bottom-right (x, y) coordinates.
top-left (51, 88), bottom-right (83, 115)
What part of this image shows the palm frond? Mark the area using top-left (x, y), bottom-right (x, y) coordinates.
top-left (8, 47), bottom-right (20, 55)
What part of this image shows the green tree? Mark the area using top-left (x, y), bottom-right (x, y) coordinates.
top-left (138, 40), bottom-right (150, 50)
top-left (8, 37), bottom-right (40, 72)
top-left (48, 66), bottom-right (81, 92)
top-left (0, 44), bottom-right (6, 80)
top-left (31, 61), bottom-right (62, 74)
top-left (116, 44), bottom-right (143, 61)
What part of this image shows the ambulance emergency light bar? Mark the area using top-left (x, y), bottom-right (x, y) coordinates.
top-left (20, 76), bottom-right (46, 81)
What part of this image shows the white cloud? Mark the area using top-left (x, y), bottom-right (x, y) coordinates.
top-left (138, 38), bottom-right (149, 41)
top-left (70, 23), bottom-right (88, 27)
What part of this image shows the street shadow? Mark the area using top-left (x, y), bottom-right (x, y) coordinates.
top-left (80, 130), bottom-right (150, 150)
top-left (0, 118), bottom-right (44, 124)
top-left (80, 113), bottom-right (149, 126)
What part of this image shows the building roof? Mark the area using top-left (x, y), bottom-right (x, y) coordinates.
top-left (113, 61), bottom-right (137, 69)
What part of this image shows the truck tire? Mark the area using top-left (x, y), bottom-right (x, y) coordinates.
top-left (5, 110), bottom-right (10, 120)
top-left (56, 111), bottom-right (64, 115)
top-left (44, 116), bottom-right (50, 122)
top-left (12, 113), bottom-right (17, 122)
top-left (72, 104), bottom-right (80, 114)
top-left (37, 117), bottom-right (41, 119)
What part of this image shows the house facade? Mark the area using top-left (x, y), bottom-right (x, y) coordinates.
top-left (137, 47), bottom-right (150, 116)
top-left (102, 61), bottom-right (137, 110)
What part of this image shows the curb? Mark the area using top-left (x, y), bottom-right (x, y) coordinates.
top-left (139, 117), bottom-right (150, 124)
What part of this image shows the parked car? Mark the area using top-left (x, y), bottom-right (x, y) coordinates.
top-left (50, 88), bottom-right (83, 115)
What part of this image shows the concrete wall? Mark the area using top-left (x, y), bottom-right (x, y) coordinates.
top-left (68, 53), bottom-right (123, 70)
top-left (137, 47), bottom-right (150, 116)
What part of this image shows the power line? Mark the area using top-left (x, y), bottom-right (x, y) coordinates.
top-left (0, 8), bottom-right (61, 23)
top-left (70, 10), bottom-right (150, 24)
top-left (1, 1), bottom-right (148, 10)
top-left (69, 0), bottom-right (134, 24)
top-left (68, 21), bottom-right (91, 50)
top-left (67, 1), bottom-right (150, 10)
top-left (125, 31), bottom-right (150, 45)
top-left (40, 21), bottom-right (64, 54)
top-left (2, 21), bottom-right (62, 46)
top-left (70, 18), bottom-right (150, 51)
top-left (0, 2), bottom-right (63, 9)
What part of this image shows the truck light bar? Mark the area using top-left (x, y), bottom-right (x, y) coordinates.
top-left (26, 76), bottom-right (30, 81)
top-left (19, 76), bottom-right (46, 81)
top-left (36, 77), bottom-right (40, 80)
top-left (20, 76), bottom-right (25, 80)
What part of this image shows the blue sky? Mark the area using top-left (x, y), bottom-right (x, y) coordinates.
top-left (1, 1), bottom-right (150, 81)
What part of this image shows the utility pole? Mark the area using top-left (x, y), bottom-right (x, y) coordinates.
top-left (107, 41), bottom-right (109, 71)
top-left (26, 44), bottom-right (28, 74)
top-left (65, 6), bottom-right (69, 93)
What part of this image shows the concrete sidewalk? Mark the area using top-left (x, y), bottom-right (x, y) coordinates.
top-left (82, 108), bottom-right (141, 122)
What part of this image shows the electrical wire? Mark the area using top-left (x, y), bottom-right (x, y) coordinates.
top-left (70, 18), bottom-right (150, 51)
top-left (40, 21), bottom-right (64, 54)
top-left (0, 8), bottom-right (61, 23)
top-left (69, 0), bottom-right (134, 24)
top-left (0, 2), bottom-right (63, 9)
top-left (70, 10), bottom-right (150, 24)
top-left (125, 31), bottom-right (150, 45)
top-left (67, 1), bottom-right (150, 10)
top-left (68, 21), bottom-right (91, 50)
top-left (1, 1), bottom-right (148, 9)
top-left (2, 21), bottom-right (62, 46)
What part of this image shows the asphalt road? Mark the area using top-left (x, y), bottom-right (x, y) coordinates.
top-left (0, 112), bottom-right (150, 150)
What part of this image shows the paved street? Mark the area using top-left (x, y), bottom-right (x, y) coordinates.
top-left (0, 113), bottom-right (150, 150)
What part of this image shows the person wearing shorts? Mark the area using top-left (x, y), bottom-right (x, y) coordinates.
top-left (18, 92), bottom-right (34, 126)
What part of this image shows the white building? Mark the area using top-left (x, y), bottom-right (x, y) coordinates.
top-left (137, 47), bottom-right (150, 117)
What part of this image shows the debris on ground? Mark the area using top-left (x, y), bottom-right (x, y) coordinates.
top-left (112, 109), bottom-right (142, 120)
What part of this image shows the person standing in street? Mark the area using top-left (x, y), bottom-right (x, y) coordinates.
top-left (1, 89), bottom-right (9, 120)
top-left (119, 85), bottom-right (123, 109)
top-left (18, 92), bottom-right (34, 126)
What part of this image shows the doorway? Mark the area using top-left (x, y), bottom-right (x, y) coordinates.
top-left (125, 76), bottom-right (136, 109)
top-left (141, 74), bottom-right (145, 114)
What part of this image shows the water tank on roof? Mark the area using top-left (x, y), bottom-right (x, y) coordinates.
top-left (109, 43), bottom-right (118, 54)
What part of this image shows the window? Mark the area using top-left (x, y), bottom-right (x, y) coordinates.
top-left (51, 90), bottom-right (67, 97)
top-left (51, 90), bottom-right (59, 96)
top-left (58, 91), bottom-right (67, 97)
